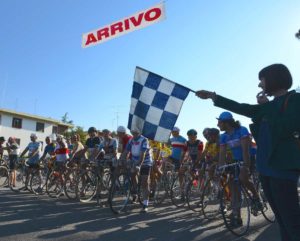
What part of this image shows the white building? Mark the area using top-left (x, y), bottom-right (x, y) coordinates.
top-left (0, 108), bottom-right (73, 151)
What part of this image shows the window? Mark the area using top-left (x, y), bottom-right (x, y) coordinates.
top-left (52, 126), bottom-right (58, 134)
top-left (12, 117), bottom-right (22, 129)
top-left (0, 115), bottom-right (2, 125)
top-left (36, 122), bottom-right (45, 132)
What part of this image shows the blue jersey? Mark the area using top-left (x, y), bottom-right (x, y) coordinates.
top-left (169, 135), bottom-right (187, 161)
top-left (220, 126), bottom-right (250, 161)
top-left (126, 135), bottom-right (153, 166)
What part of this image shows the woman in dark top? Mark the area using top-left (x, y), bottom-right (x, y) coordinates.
top-left (196, 63), bottom-right (300, 241)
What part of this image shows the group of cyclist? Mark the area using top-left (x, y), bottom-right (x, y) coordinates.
top-left (1, 113), bottom-right (263, 221)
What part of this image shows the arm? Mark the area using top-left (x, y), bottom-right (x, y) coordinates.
top-left (196, 91), bottom-right (260, 119)
top-left (20, 147), bottom-right (29, 158)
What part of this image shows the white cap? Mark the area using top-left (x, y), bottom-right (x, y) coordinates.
top-left (117, 126), bottom-right (126, 133)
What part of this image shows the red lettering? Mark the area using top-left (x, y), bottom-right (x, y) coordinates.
top-left (97, 27), bottom-right (110, 41)
top-left (124, 19), bottom-right (130, 30)
top-left (85, 33), bottom-right (97, 46)
top-left (129, 13), bottom-right (144, 27)
top-left (144, 8), bottom-right (161, 21)
top-left (110, 22), bottom-right (123, 36)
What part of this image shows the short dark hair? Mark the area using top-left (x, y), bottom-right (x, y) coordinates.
top-left (258, 64), bottom-right (292, 95)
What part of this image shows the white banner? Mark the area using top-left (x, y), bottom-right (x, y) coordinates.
top-left (82, 2), bottom-right (165, 48)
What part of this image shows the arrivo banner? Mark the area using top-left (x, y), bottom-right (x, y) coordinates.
top-left (82, 2), bottom-right (165, 48)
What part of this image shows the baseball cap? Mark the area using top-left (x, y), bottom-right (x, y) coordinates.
top-left (172, 126), bottom-right (180, 132)
top-left (217, 111), bottom-right (233, 121)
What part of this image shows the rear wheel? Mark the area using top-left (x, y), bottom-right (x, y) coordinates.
top-left (46, 171), bottom-right (64, 198)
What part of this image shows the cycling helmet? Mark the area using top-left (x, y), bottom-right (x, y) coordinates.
top-left (102, 129), bottom-right (110, 133)
top-left (117, 126), bottom-right (126, 133)
top-left (88, 126), bottom-right (97, 133)
top-left (187, 129), bottom-right (197, 136)
top-left (208, 128), bottom-right (220, 136)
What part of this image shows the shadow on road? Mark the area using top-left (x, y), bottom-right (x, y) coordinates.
top-left (0, 189), bottom-right (279, 241)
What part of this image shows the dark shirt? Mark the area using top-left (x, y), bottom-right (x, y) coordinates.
top-left (85, 137), bottom-right (101, 148)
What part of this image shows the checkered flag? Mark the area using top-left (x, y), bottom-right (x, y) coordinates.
top-left (128, 67), bottom-right (190, 142)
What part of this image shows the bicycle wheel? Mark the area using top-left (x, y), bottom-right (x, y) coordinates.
top-left (220, 183), bottom-right (251, 237)
top-left (64, 170), bottom-right (78, 200)
top-left (170, 174), bottom-right (186, 207)
top-left (46, 171), bottom-right (64, 198)
top-left (201, 179), bottom-right (221, 219)
top-left (257, 180), bottom-right (275, 223)
top-left (153, 175), bottom-right (168, 206)
top-left (101, 169), bottom-right (112, 194)
top-left (186, 178), bottom-right (205, 213)
top-left (11, 165), bottom-right (27, 192)
top-left (0, 165), bottom-right (8, 187)
top-left (30, 171), bottom-right (46, 195)
top-left (76, 169), bottom-right (98, 203)
top-left (109, 173), bottom-right (131, 214)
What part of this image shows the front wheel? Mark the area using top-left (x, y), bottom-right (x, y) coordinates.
top-left (109, 173), bottom-right (131, 214)
top-left (220, 183), bottom-right (250, 237)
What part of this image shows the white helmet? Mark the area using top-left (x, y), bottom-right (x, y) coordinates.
top-left (117, 126), bottom-right (126, 133)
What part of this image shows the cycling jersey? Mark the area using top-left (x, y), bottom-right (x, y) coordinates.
top-left (55, 141), bottom-right (69, 163)
top-left (203, 142), bottom-right (219, 163)
top-left (126, 135), bottom-right (153, 166)
top-left (27, 142), bottom-right (41, 164)
top-left (43, 143), bottom-right (55, 156)
top-left (220, 126), bottom-right (250, 161)
top-left (99, 138), bottom-right (118, 155)
top-left (85, 136), bottom-right (101, 148)
top-left (169, 135), bottom-right (187, 161)
top-left (184, 140), bottom-right (203, 162)
top-left (118, 134), bottom-right (132, 153)
top-left (149, 140), bottom-right (161, 161)
top-left (159, 146), bottom-right (171, 159)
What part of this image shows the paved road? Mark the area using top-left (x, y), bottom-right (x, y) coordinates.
top-left (0, 188), bottom-right (280, 241)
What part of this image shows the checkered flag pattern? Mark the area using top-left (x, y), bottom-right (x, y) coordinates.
top-left (128, 67), bottom-right (190, 142)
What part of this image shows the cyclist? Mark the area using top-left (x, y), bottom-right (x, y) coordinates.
top-left (149, 140), bottom-right (162, 198)
top-left (97, 129), bottom-right (118, 173)
top-left (179, 129), bottom-right (204, 200)
top-left (115, 126), bottom-right (132, 173)
top-left (202, 128), bottom-right (220, 178)
top-left (54, 135), bottom-right (69, 169)
top-left (69, 134), bottom-right (86, 164)
top-left (217, 111), bottom-right (261, 226)
top-left (167, 127), bottom-right (186, 172)
top-left (6, 137), bottom-right (20, 187)
top-left (40, 136), bottom-right (56, 161)
top-left (20, 133), bottom-right (42, 190)
top-left (125, 128), bottom-right (153, 213)
top-left (84, 127), bottom-right (101, 162)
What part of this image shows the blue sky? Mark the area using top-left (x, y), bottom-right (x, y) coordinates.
top-left (0, 0), bottom-right (299, 140)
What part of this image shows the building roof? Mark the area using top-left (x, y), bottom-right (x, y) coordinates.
top-left (0, 108), bottom-right (74, 128)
